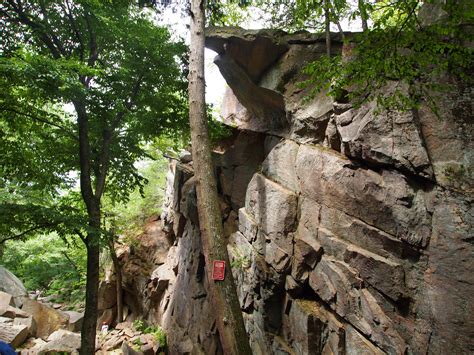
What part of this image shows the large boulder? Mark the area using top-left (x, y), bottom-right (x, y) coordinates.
top-left (64, 311), bottom-right (84, 332)
top-left (98, 281), bottom-right (117, 311)
top-left (0, 267), bottom-right (27, 307)
top-left (13, 316), bottom-right (36, 337)
top-left (205, 27), bottom-right (289, 83)
top-left (0, 291), bottom-right (29, 319)
top-left (215, 53), bottom-right (287, 135)
top-left (31, 329), bottom-right (81, 354)
top-left (21, 298), bottom-right (68, 339)
top-left (0, 305), bottom-right (29, 319)
top-left (0, 323), bottom-right (29, 348)
top-left (147, 26), bottom-right (474, 355)
top-left (0, 292), bottom-right (14, 308)
top-left (295, 144), bottom-right (432, 247)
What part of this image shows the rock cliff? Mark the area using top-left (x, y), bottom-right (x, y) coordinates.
top-left (117, 27), bottom-right (473, 354)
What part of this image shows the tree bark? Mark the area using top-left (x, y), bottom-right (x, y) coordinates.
top-left (324, 0), bottom-right (332, 57)
top-left (75, 100), bottom-right (101, 355)
top-left (335, 18), bottom-right (345, 41)
top-left (188, 1), bottom-right (251, 354)
top-left (108, 237), bottom-right (123, 325)
top-left (358, 0), bottom-right (369, 31)
top-left (80, 208), bottom-right (101, 355)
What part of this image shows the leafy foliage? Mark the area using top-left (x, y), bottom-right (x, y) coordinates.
top-left (207, 107), bottom-right (234, 143)
top-left (104, 155), bottom-right (169, 241)
top-left (1, 232), bottom-right (87, 309)
top-left (1, 2), bottom-right (189, 347)
top-left (133, 319), bottom-right (167, 349)
top-left (207, 0), bottom-right (252, 26)
top-left (298, 0), bottom-right (474, 110)
top-left (0, 0), bottom-right (188, 240)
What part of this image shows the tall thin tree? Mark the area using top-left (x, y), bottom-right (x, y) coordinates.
top-left (188, 0), bottom-right (251, 354)
top-left (358, 0), bottom-right (369, 31)
top-left (324, 0), bottom-right (332, 56)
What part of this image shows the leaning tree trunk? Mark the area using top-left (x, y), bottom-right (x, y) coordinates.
top-left (188, 0), bottom-right (251, 354)
top-left (334, 17), bottom-right (345, 41)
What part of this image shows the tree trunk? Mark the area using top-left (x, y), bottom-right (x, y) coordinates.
top-left (75, 100), bottom-right (102, 355)
top-left (80, 209), bottom-right (101, 355)
top-left (108, 238), bottom-right (123, 325)
top-left (335, 18), bottom-right (345, 41)
top-left (324, 0), bottom-right (332, 56)
top-left (188, 1), bottom-right (251, 354)
top-left (358, 0), bottom-right (368, 31)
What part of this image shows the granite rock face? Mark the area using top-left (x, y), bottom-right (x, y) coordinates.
top-left (112, 27), bottom-right (473, 354)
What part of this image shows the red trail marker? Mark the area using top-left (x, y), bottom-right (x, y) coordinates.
top-left (212, 260), bottom-right (225, 281)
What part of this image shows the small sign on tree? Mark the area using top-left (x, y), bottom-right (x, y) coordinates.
top-left (212, 260), bottom-right (226, 281)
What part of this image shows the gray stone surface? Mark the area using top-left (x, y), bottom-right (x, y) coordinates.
top-left (0, 267), bottom-right (27, 307)
top-left (343, 245), bottom-right (406, 301)
top-left (417, 75), bottom-right (474, 192)
top-left (334, 85), bottom-right (434, 179)
top-left (98, 280), bottom-right (117, 311)
top-left (245, 173), bottom-right (298, 238)
top-left (262, 139), bottom-right (300, 191)
top-left (107, 27), bottom-right (473, 355)
top-left (295, 144), bottom-right (432, 247)
top-left (345, 325), bottom-right (384, 355)
top-left (0, 323), bottom-right (29, 348)
top-left (13, 316), bottom-right (36, 337)
top-left (418, 191), bottom-right (474, 353)
top-left (64, 311), bottom-right (84, 332)
top-left (287, 299), bottom-right (344, 355)
top-left (0, 292), bottom-right (13, 309)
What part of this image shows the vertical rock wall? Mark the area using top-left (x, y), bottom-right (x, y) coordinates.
top-left (129, 27), bottom-right (472, 354)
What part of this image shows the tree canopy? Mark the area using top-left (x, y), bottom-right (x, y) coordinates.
top-left (0, 0), bottom-right (188, 352)
top-left (0, 0), bottom-right (188, 243)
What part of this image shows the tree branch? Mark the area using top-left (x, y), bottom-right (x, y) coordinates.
top-left (94, 74), bottom-right (145, 199)
top-left (0, 224), bottom-right (51, 245)
top-left (74, 229), bottom-right (87, 244)
top-left (1, 107), bottom-right (78, 140)
top-left (61, 0), bottom-right (85, 61)
top-left (5, 0), bottom-right (62, 59)
top-left (85, 11), bottom-right (98, 68)
top-left (73, 99), bottom-right (96, 215)
top-left (38, 0), bottom-right (67, 56)
top-left (61, 250), bottom-right (81, 277)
